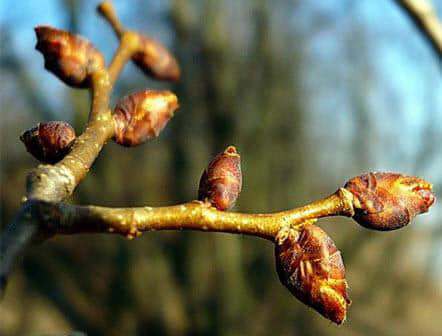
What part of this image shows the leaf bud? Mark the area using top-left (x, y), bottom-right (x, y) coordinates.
top-left (275, 224), bottom-right (351, 324)
top-left (20, 121), bottom-right (76, 164)
top-left (132, 35), bottom-right (181, 81)
top-left (198, 146), bottom-right (242, 211)
top-left (35, 26), bottom-right (105, 88)
top-left (344, 172), bottom-right (436, 231)
top-left (113, 90), bottom-right (179, 147)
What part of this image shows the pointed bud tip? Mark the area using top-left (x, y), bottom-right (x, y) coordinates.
top-left (224, 145), bottom-right (239, 156)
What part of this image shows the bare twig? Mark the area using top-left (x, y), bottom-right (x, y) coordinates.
top-left (21, 189), bottom-right (354, 241)
top-left (97, 1), bottom-right (126, 38)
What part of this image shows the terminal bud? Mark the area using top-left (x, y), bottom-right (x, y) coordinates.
top-left (344, 172), bottom-right (435, 230)
top-left (275, 224), bottom-right (351, 324)
top-left (35, 26), bottom-right (105, 88)
top-left (20, 121), bottom-right (76, 164)
top-left (113, 90), bottom-right (179, 146)
top-left (198, 146), bottom-right (242, 211)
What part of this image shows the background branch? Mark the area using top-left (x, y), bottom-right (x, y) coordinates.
top-left (395, 0), bottom-right (442, 59)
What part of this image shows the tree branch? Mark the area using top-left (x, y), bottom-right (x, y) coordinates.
top-left (25, 31), bottom-right (141, 203)
top-left (395, 0), bottom-right (442, 59)
top-left (35, 189), bottom-right (354, 240)
top-left (1, 12), bottom-right (141, 295)
top-left (0, 187), bottom-right (354, 297)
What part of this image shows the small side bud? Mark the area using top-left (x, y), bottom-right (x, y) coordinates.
top-left (344, 172), bottom-right (436, 231)
top-left (275, 224), bottom-right (351, 325)
top-left (20, 121), bottom-right (76, 164)
top-left (35, 26), bottom-right (105, 88)
top-left (198, 146), bottom-right (242, 211)
top-left (113, 90), bottom-right (179, 147)
top-left (132, 35), bottom-right (181, 81)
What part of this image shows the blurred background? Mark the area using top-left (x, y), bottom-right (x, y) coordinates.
top-left (1, 0), bottom-right (441, 335)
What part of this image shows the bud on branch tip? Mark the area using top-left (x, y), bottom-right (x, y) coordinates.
top-left (113, 90), bottom-right (179, 147)
top-left (344, 172), bottom-right (435, 231)
top-left (20, 121), bottom-right (76, 164)
top-left (35, 26), bottom-right (105, 88)
top-left (275, 224), bottom-right (351, 324)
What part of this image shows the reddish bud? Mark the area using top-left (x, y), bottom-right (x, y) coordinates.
top-left (113, 90), bottom-right (179, 146)
top-left (35, 26), bottom-right (105, 88)
top-left (275, 224), bottom-right (351, 324)
top-left (344, 172), bottom-right (436, 231)
top-left (132, 35), bottom-right (180, 81)
top-left (198, 146), bottom-right (242, 211)
top-left (20, 121), bottom-right (76, 164)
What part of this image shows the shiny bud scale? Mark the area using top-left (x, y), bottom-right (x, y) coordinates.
top-left (35, 26), bottom-right (105, 88)
top-left (113, 90), bottom-right (179, 147)
top-left (20, 121), bottom-right (76, 164)
top-left (344, 172), bottom-right (435, 231)
top-left (275, 224), bottom-right (351, 324)
top-left (198, 146), bottom-right (242, 211)
top-left (132, 35), bottom-right (181, 81)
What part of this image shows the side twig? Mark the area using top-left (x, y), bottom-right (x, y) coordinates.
top-left (0, 24), bottom-right (141, 296)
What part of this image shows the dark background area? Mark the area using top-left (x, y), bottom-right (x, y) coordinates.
top-left (1, 0), bottom-right (441, 335)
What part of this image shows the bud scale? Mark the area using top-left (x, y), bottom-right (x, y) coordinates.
top-left (275, 224), bottom-right (351, 324)
top-left (35, 26), bottom-right (105, 88)
top-left (113, 90), bottom-right (179, 147)
top-left (198, 146), bottom-right (242, 211)
top-left (20, 121), bottom-right (76, 164)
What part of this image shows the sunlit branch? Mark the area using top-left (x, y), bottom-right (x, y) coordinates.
top-left (395, 0), bottom-right (442, 59)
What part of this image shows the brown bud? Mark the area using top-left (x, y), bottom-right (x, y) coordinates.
top-left (198, 146), bottom-right (242, 211)
top-left (20, 121), bottom-right (76, 164)
top-left (344, 172), bottom-right (435, 231)
top-left (132, 35), bottom-right (180, 81)
top-left (275, 224), bottom-right (351, 325)
top-left (113, 90), bottom-right (179, 146)
top-left (35, 26), bottom-right (105, 88)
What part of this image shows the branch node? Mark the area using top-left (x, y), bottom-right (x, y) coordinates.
top-left (336, 187), bottom-right (355, 217)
